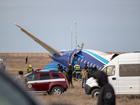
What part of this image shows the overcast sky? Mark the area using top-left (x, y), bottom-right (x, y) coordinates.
top-left (0, 0), bottom-right (140, 52)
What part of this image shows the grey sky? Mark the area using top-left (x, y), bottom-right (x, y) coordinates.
top-left (0, 0), bottom-right (140, 52)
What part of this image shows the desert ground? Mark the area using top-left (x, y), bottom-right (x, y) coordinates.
top-left (0, 52), bottom-right (140, 105)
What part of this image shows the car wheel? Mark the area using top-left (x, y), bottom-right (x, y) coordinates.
top-left (51, 86), bottom-right (64, 95)
top-left (91, 88), bottom-right (100, 98)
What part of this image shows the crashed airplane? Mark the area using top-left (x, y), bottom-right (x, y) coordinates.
top-left (16, 25), bottom-right (116, 71)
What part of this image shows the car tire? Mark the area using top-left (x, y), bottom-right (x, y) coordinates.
top-left (91, 88), bottom-right (100, 98)
top-left (51, 86), bottom-right (64, 95)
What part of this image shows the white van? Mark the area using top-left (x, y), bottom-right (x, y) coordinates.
top-left (85, 53), bottom-right (140, 97)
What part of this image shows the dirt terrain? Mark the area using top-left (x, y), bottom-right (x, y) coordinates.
top-left (0, 53), bottom-right (140, 105)
top-left (0, 52), bottom-right (51, 75)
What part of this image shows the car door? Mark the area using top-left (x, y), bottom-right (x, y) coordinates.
top-left (26, 73), bottom-right (36, 90)
top-left (31, 72), bottom-right (51, 91)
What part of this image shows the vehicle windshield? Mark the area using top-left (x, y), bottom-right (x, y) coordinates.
top-left (103, 65), bottom-right (115, 76)
top-left (25, 73), bottom-right (35, 81)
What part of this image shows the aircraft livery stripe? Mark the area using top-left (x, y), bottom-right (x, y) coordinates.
top-left (83, 50), bottom-right (109, 64)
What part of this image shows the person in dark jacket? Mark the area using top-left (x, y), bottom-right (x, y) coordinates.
top-left (57, 64), bottom-right (63, 72)
top-left (93, 71), bottom-right (116, 105)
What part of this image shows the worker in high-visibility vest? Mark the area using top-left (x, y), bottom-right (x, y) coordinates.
top-left (27, 64), bottom-right (33, 73)
top-left (74, 63), bottom-right (81, 80)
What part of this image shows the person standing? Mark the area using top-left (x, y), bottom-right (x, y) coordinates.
top-left (27, 64), bottom-right (34, 73)
top-left (0, 58), bottom-right (6, 72)
top-left (15, 71), bottom-right (26, 87)
top-left (81, 67), bottom-right (88, 88)
top-left (25, 56), bottom-right (28, 64)
top-left (74, 63), bottom-right (81, 80)
top-left (57, 64), bottom-right (63, 72)
top-left (67, 64), bottom-right (74, 88)
top-left (93, 71), bottom-right (116, 105)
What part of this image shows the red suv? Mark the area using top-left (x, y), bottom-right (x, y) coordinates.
top-left (25, 71), bottom-right (68, 95)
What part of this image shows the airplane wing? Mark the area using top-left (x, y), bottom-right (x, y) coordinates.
top-left (16, 24), bottom-right (61, 56)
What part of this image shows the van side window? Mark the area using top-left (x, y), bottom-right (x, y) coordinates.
top-left (119, 64), bottom-right (140, 77)
top-left (103, 66), bottom-right (115, 76)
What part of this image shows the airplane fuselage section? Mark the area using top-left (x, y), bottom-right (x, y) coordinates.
top-left (52, 49), bottom-right (109, 70)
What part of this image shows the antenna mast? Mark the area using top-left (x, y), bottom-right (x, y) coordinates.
top-left (74, 21), bottom-right (78, 48)
top-left (71, 32), bottom-right (73, 50)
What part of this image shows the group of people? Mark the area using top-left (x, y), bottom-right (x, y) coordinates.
top-left (57, 63), bottom-right (74, 88)
top-left (15, 64), bottom-right (34, 86)
top-left (57, 63), bottom-right (95, 88)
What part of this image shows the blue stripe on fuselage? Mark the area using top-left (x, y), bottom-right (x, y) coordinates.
top-left (83, 50), bottom-right (109, 64)
top-left (81, 52), bottom-right (104, 68)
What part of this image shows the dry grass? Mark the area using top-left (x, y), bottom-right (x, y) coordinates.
top-left (0, 53), bottom-right (140, 105)
top-left (35, 81), bottom-right (96, 105)
top-left (35, 81), bottom-right (140, 105)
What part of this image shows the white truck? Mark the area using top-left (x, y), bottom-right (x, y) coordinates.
top-left (85, 53), bottom-right (140, 97)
